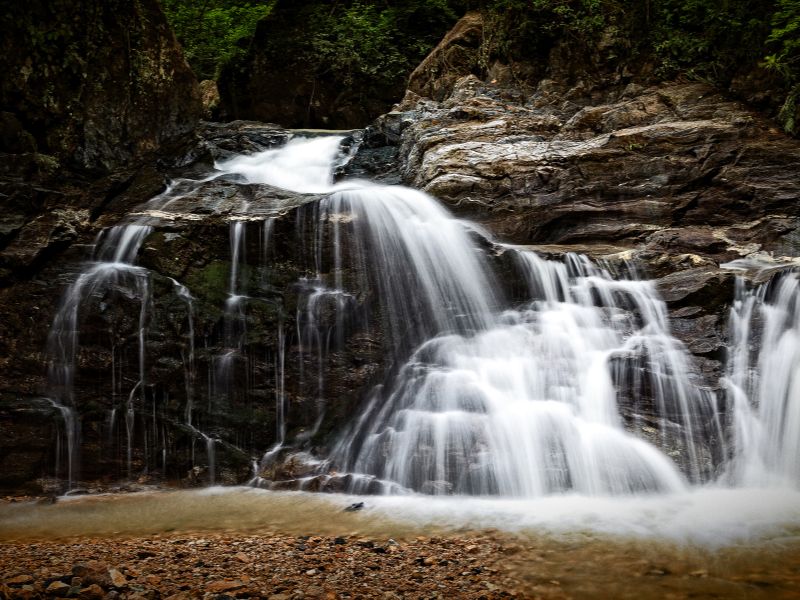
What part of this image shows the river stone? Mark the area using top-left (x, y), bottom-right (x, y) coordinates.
top-left (205, 581), bottom-right (245, 594)
top-left (77, 585), bottom-right (105, 600)
top-left (45, 581), bottom-right (71, 596)
top-left (108, 569), bottom-right (127, 589)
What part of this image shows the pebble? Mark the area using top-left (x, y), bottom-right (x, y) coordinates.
top-left (205, 580), bottom-right (245, 593)
top-left (45, 581), bottom-right (71, 596)
top-left (10, 527), bottom-right (772, 599)
top-left (78, 583), bottom-right (105, 600)
top-left (108, 569), bottom-right (127, 588)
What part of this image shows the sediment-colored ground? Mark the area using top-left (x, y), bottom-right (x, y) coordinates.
top-left (2, 491), bottom-right (800, 599)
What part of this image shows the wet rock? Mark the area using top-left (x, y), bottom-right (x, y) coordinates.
top-left (654, 268), bottom-right (735, 313)
top-left (197, 121), bottom-right (289, 164)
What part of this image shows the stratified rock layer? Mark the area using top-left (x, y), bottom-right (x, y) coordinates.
top-left (349, 12), bottom-right (800, 419)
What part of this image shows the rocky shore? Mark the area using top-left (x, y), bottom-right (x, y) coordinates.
top-left (0, 531), bottom-right (522, 600)
top-left (3, 527), bottom-right (800, 599)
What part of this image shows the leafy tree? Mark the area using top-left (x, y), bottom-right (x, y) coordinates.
top-left (297, 0), bottom-right (460, 88)
top-left (764, 0), bottom-right (799, 131)
top-left (161, 0), bottom-right (275, 80)
top-left (649, 0), bottom-right (771, 81)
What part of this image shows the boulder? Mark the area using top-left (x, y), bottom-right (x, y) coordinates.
top-left (407, 12), bottom-right (484, 102)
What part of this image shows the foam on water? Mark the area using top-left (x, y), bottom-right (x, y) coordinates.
top-left (38, 134), bottom-right (800, 545)
top-left (2, 487), bottom-right (799, 549)
top-left (363, 487), bottom-right (800, 547)
top-left (215, 135), bottom-right (345, 193)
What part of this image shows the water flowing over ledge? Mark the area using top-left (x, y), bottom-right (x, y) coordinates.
top-left (38, 133), bottom-right (800, 529)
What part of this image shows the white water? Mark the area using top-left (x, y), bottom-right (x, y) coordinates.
top-left (44, 132), bottom-right (800, 534)
top-left (219, 135), bottom-right (722, 497)
top-left (726, 271), bottom-right (800, 487)
top-left (46, 225), bottom-right (154, 488)
top-left (216, 136), bottom-right (345, 193)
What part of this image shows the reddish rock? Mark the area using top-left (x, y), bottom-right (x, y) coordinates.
top-left (77, 584), bottom-right (105, 600)
top-left (45, 581), bottom-right (70, 597)
top-left (205, 580), bottom-right (245, 594)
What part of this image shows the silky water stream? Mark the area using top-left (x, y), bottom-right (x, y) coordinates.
top-left (14, 134), bottom-right (800, 551)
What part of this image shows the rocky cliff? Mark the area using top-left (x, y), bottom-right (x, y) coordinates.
top-left (350, 11), bottom-right (800, 413)
top-left (0, 0), bottom-right (202, 492)
top-left (2, 7), bottom-right (800, 495)
top-left (0, 0), bottom-right (203, 285)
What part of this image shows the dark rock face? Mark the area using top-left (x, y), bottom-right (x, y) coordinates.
top-left (0, 0), bottom-right (202, 174)
top-left (0, 0), bottom-right (204, 492)
top-left (0, 0), bottom-right (202, 285)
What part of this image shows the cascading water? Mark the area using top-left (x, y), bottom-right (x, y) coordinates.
top-left (725, 268), bottom-right (800, 487)
top-left (44, 170), bottom-right (251, 487)
top-left (334, 249), bottom-right (720, 496)
top-left (42, 132), bottom-right (798, 501)
top-left (217, 135), bottom-right (720, 496)
top-left (46, 224), bottom-right (153, 488)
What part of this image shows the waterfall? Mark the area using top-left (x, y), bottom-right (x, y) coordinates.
top-left (331, 248), bottom-right (721, 496)
top-left (46, 224), bottom-right (153, 489)
top-left (43, 133), bottom-right (797, 498)
top-left (222, 135), bottom-right (718, 496)
top-left (215, 136), bottom-right (344, 193)
top-left (214, 221), bottom-right (248, 400)
top-left (725, 270), bottom-right (800, 487)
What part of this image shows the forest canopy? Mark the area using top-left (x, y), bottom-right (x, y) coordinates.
top-left (160, 0), bottom-right (799, 132)
top-left (160, 0), bottom-right (276, 80)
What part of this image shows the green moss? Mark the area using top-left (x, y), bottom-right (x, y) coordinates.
top-left (185, 260), bottom-right (230, 307)
top-left (33, 153), bottom-right (59, 175)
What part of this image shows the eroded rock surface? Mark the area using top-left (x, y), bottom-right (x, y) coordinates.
top-left (341, 15), bottom-right (800, 474)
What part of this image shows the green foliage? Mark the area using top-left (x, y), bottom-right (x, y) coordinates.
top-left (764, 0), bottom-right (800, 78)
top-left (161, 0), bottom-right (275, 80)
top-left (297, 0), bottom-right (459, 88)
top-left (763, 1), bottom-right (800, 133)
top-left (650, 0), bottom-right (771, 81)
top-left (475, 0), bottom-right (615, 79)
